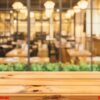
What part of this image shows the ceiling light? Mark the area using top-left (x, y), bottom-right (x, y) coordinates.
top-left (44, 1), bottom-right (55, 9)
top-left (12, 1), bottom-right (24, 10)
top-left (73, 6), bottom-right (81, 13)
top-left (78, 0), bottom-right (88, 9)
top-left (44, 1), bottom-right (55, 18)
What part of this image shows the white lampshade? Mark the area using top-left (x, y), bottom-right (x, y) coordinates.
top-left (44, 1), bottom-right (55, 18)
top-left (12, 2), bottom-right (24, 10)
top-left (44, 1), bottom-right (55, 9)
top-left (73, 6), bottom-right (81, 13)
top-left (78, 0), bottom-right (88, 9)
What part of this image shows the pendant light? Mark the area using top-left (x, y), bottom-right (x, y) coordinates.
top-left (12, 1), bottom-right (24, 10)
top-left (78, 0), bottom-right (88, 9)
top-left (44, 0), bottom-right (55, 10)
top-left (44, 0), bottom-right (55, 18)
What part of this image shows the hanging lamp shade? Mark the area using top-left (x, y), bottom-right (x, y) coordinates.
top-left (12, 1), bottom-right (24, 10)
top-left (44, 0), bottom-right (55, 18)
top-left (78, 0), bottom-right (88, 9)
top-left (44, 0), bottom-right (55, 9)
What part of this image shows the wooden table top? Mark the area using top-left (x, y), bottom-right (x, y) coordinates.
top-left (0, 72), bottom-right (99, 97)
top-left (67, 49), bottom-right (91, 57)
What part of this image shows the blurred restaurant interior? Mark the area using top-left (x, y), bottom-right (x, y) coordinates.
top-left (0, 0), bottom-right (100, 71)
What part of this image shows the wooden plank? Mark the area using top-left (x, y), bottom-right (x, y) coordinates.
top-left (24, 86), bottom-right (100, 94)
top-left (2, 73), bottom-right (100, 79)
top-left (0, 72), bottom-right (100, 79)
top-left (1, 77), bottom-right (100, 86)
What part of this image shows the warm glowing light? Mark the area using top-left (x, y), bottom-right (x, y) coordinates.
top-left (30, 12), bottom-right (34, 18)
top-left (78, 0), bottom-right (88, 9)
top-left (73, 6), bottom-right (81, 13)
top-left (56, 9), bottom-right (60, 12)
top-left (20, 6), bottom-right (34, 18)
top-left (10, 10), bottom-right (13, 14)
top-left (45, 9), bottom-right (53, 18)
top-left (20, 6), bottom-right (27, 13)
top-left (44, 1), bottom-right (55, 18)
top-left (14, 20), bottom-right (16, 24)
top-left (65, 13), bottom-right (71, 19)
top-left (67, 9), bottom-right (74, 16)
top-left (20, 6), bottom-right (28, 17)
top-left (12, 2), bottom-right (24, 10)
top-left (44, 1), bottom-right (55, 9)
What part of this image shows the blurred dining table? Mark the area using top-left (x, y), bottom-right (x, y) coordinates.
top-left (0, 45), bottom-right (13, 49)
top-left (67, 49), bottom-right (91, 57)
top-left (0, 57), bottom-right (49, 64)
top-left (67, 49), bottom-right (91, 62)
top-left (6, 48), bottom-right (28, 57)
top-left (12, 41), bottom-right (17, 45)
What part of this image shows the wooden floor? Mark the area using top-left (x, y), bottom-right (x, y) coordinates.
top-left (0, 72), bottom-right (100, 100)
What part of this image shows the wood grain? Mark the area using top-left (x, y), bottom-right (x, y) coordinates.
top-left (0, 72), bottom-right (99, 97)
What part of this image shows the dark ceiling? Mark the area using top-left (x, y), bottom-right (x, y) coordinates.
top-left (0, 0), bottom-right (79, 10)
